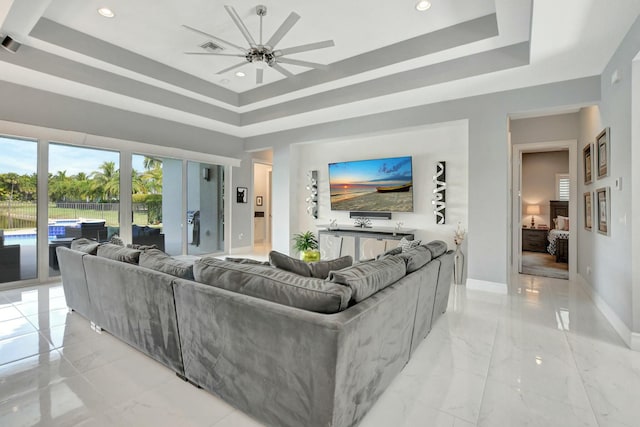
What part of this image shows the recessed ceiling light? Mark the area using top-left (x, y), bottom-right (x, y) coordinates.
top-left (415, 1), bottom-right (432, 11)
top-left (97, 7), bottom-right (115, 18)
top-left (235, 71), bottom-right (246, 78)
top-left (220, 78), bottom-right (231, 85)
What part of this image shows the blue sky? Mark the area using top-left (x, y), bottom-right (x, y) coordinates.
top-left (0, 137), bottom-right (147, 175)
top-left (328, 156), bottom-right (413, 185)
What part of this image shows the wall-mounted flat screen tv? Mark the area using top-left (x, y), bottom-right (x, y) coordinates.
top-left (329, 156), bottom-right (413, 212)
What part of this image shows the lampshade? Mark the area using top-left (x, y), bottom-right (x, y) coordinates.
top-left (526, 204), bottom-right (541, 215)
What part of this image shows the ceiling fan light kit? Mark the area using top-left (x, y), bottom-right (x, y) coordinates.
top-left (184, 4), bottom-right (335, 85)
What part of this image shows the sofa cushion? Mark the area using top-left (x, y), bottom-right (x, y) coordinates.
top-left (97, 243), bottom-right (141, 264)
top-left (194, 257), bottom-right (352, 314)
top-left (424, 240), bottom-right (447, 258)
top-left (140, 249), bottom-right (194, 280)
top-left (225, 257), bottom-right (271, 266)
top-left (328, 256), bottom-right (406, 302)
top-left (396, 245), bottom-right (432, 273)
top-left (70, 238), bottom-right (99, 255)
top-left (269, 251), bottom-right (353, 279)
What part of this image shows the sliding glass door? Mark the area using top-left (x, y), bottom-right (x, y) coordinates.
top-left (48, 143), bottom-right (120, 276)
top-left (187, 162), bottom-right (224, 255)
top-left (0, 136), bottom-right (38, 284)
top-left (131, 154), bottom-right (183, 255)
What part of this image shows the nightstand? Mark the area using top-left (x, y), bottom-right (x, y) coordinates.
top-left (522, 228), bottom-right (548, 253)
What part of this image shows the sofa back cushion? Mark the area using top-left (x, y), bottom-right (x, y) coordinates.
top-left (397, 245), bottom-right (432, 273)
top-left (97, 243), bottom-right (141, 264)
top-left (328, 256), bottom-right (406, 302)
top-left (70, 238), bottom-right (99, 255)
top-left (424, 240), bottom-right (447, 258)
top-left (225, 257), bottom-right (271, 266)
top-left (140, 249), bottom-right (194, 280)
top-left (194, 258), bottom-right (352, 314)
top-left (269, 251), bottom-right (353, 279)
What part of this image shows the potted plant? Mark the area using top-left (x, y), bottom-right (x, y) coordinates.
top-left (292, 231), bottom-right (320, 262)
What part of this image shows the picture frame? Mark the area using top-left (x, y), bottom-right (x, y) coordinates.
top-left (583, 143), bottom-right (593, 185)
top-left (596, 127), bottom-right (610, 179)
top-left (236, 187), bottom-right (248, 203)
top-left (596, 187), bottom-right (610, 235)
top-left (256, 195), bottom-right (263, 206)
top-left (584, 191), bottom-right (592, 231)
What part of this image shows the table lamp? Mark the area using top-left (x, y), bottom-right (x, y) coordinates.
top-left (526, 204), bottom-right (540, 228)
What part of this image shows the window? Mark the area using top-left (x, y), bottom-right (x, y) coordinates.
top-left (556, 174), bottom-right (570, 201)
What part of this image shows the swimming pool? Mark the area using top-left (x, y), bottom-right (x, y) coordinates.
top-left (2, 219), bottom-right (84, 245)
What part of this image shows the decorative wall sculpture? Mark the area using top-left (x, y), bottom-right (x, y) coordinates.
top-left (432, 161), bottom-right (446, 224)
top-left (306, 170), bottom-right (318, 219)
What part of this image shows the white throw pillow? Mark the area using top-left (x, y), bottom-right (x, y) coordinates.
top-left (398, 237), bottom-right (421, 252)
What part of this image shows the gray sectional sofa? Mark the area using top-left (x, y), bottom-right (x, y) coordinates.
top-left (57, 239), bottom-right (454, 427)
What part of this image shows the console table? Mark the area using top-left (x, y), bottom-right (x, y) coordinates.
top-left (318, 226), bottom-right (415, 262)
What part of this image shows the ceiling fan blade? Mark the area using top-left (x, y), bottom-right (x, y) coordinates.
top-left (265, 12), bottom-right (300, 49)
top-left (184, 52), bottom-right (246, 57)
top-left (275, 40), bottom-right (335, 56)
top-left (182, 24), bottom-right (247, 53)
top-left (216, 61), bottom-right (248, 75)
top-left (277, 57), bottom-right (329, 70)
top-left (224, 5), bottom-right (257, 48)
top-left (256, 68), bottom-right (264, 85)
top-left (271, 63), bottom-right (294, 78)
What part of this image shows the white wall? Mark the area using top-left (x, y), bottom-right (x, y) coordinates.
top-left (253, 163), bottom-right (271, 243)
top-left (521, 151), bottom-right (569, 227)
top-left (292, 121), bottom-right (469, 249)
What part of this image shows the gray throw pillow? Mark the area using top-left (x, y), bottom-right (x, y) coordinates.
top-left (140, 249), bottom-right (195, 280)
top-left (225, 257), bottom-right (271, 266)
top-left (70, 238), bottom-right (99, 255)
top-left (97, 243), bottom-right (141, 264)
top-left (329, 256), bottom-right (406, 302)
top-left (269, 251), bottom-right (312, 277)
top-left (424, 240), bottom-right (447, 258)
top-left (376, 246), bottom-right (402, 260)
top-left (194, 258), bottom-right (352, 314)
top-left (269, 251), bottom-right (353, 279)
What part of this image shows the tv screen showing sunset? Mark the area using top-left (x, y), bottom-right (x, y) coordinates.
top-left (328, 156), bottom-right (413, 212)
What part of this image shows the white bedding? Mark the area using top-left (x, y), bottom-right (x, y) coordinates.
top-left (548, 229), bottom-right (569, 255)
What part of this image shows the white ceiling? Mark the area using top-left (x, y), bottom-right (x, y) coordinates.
top-left (0, 0), bottom-right (639, 140)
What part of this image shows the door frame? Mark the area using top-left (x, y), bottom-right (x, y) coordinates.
top-left (511, 140), bottom-right (578, 279)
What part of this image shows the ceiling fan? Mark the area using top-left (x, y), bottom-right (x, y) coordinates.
top-left (183, 5), bottom-right (335, 85)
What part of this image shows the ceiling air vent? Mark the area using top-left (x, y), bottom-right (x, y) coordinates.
top-left (200, 41), bottom-right (224, 52)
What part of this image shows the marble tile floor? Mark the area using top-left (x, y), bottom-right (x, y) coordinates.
top-left (0, 273), bottom-right (639, 426)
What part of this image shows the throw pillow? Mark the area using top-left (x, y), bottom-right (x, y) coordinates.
top-left (70, 238), bottom-right (99, 255)
top-left (225, 257), bottom-right (271, 266)
top-left (307, 255), bottom-right (353, 280)
top-left (97, 243), bottom-right (141, 264)
top-left (269, 251), bottom-right (312, 277)
top-left (127, 243), bottom-right (158, 251)
top-left (109, 235), bottom-right (125, 246)
top-left (398, 237), bottom-right (421, 252)
top-left (557, 216), bottom-right (569, 231)
top-left (376, 246), bottom-right (402, 260)
top-left (140, 249), bottom-right (194, 280)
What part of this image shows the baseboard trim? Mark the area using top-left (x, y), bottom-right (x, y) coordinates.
top-left (466, 278), bottom-right (508, 295)
top-left (576, 274), bottom-right (638, 351)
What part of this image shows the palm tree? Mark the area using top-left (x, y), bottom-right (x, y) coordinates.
top-left (143, 156), bottom-right (162, 171)
top-left (49, 170), bottom-right (69, 202)
top-left (90, 161), bottom-right (119, 201)
top-left (140, 165), bottom-right (162, 194)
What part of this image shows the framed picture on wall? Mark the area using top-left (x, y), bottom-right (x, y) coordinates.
top-left (583, 143), bottom-right (593, 184)
top-left (596, 187), bottom-right (610, 235)
top-left (584, 191), bottom-right (592, 231)
top-left (236, 187), bottom-right (248, 203)
top-left (596, 127), bottom-right (610, 179)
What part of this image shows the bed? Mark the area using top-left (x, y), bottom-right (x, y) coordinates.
top-left (548, 200), bottom-right (569, 263)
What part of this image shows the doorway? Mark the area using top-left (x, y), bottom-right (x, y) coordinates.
top-left (512, 140), bottom-right (578, 280)
top-left (253, 162), bottom-right (272, 254)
